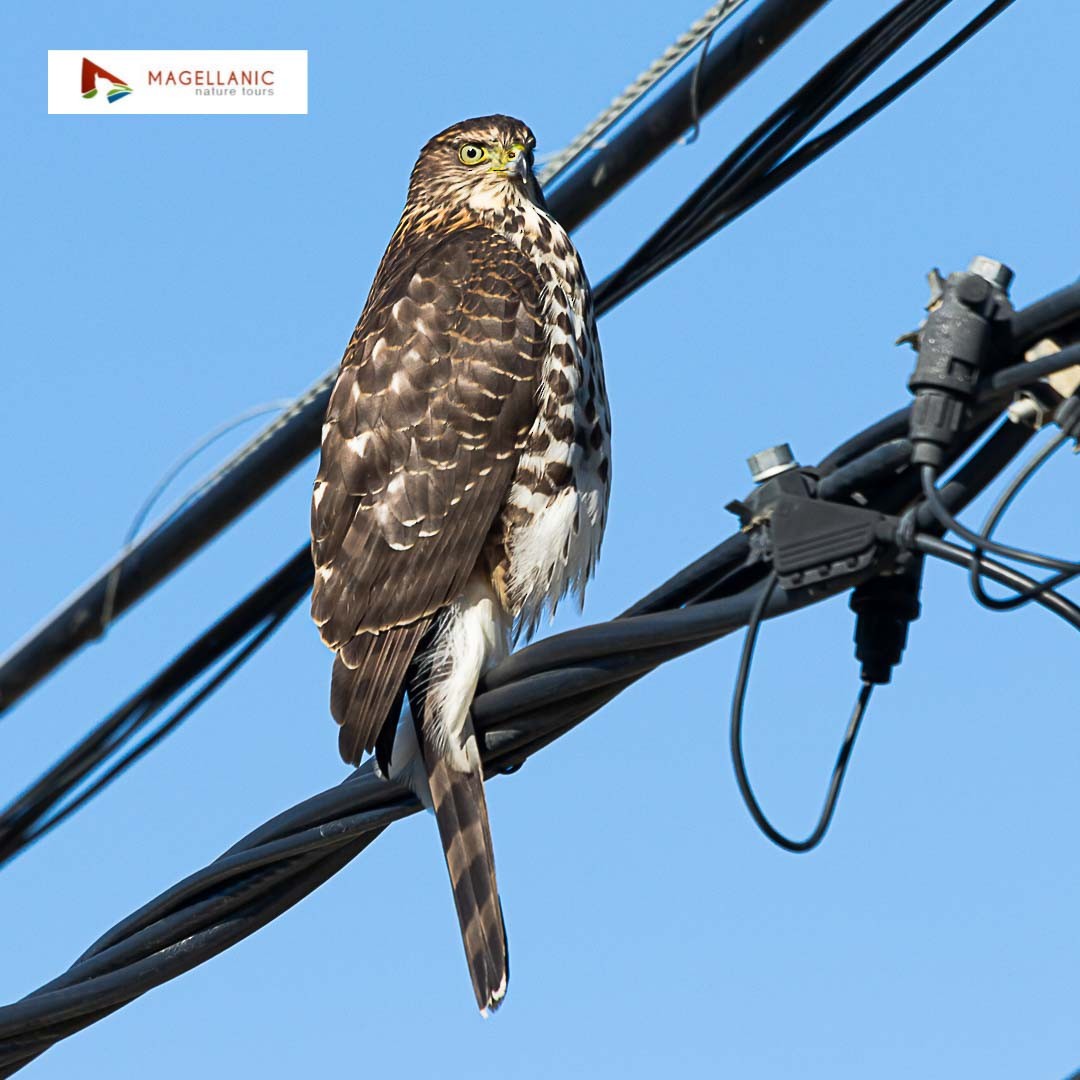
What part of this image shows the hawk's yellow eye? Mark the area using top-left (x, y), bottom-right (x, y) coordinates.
top-left (458, 143), bottom-right (488, 166)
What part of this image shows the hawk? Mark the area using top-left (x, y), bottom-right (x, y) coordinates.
top-left (310, 115), bottom-right (610, 1013)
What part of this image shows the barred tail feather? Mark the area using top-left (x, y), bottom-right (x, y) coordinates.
top-left (425, 749), bottom-right (508, 1015)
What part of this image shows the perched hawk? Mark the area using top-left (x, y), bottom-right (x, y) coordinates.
top-left (310, 115), bottom-right (610, 1013)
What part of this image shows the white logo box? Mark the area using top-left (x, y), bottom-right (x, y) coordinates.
top-left (48, 50), bottom-right (308, 115)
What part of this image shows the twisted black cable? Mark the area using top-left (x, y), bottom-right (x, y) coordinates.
top-left (0, 565), bottom-right (849, 1075)
top-left (729, 572), bottom-right (874, 853)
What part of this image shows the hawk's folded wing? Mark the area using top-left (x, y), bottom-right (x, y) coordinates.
top-left (310, 226), bottom-right (546, 761)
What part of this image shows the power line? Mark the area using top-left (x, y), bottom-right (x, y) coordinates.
top-left (596, 0), bottom-right (1018, 311)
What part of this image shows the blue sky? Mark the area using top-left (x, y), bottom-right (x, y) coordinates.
top-left (3, 1), bottom-right (1079, 1077)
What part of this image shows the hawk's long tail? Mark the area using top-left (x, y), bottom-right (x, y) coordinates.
top-left (424, 747), bottom-right (508, 1015)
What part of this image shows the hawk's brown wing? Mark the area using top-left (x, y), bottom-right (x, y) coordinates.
top-left (311, 226), bottom-right (546, 763)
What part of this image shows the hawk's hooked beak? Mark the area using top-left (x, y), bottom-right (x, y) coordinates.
top-left (491, 144), bottom-right (529, 183)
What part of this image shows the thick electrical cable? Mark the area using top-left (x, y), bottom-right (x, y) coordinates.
top-left (1009, 280), bottom-right (1080, 352)
top-left (980, 343), bottom-right (1080, 399)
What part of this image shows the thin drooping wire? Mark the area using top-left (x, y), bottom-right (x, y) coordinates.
top-left (12, 600), bottom-right (296, 857)
top-left (0, 555), bottom-right (310, 868)
top-left (596, 0), bottom-right (1017, 313)
top-left (537, 0), bottom-right (749, 182)
top-left (98, 400), bottom-right (293, 633)
top-left (920, 464), bottom-right (1080, 574)
top-left (729, 573), bottom-right (874, 854)
top-left (968, 431), bottom-right (1078, 609)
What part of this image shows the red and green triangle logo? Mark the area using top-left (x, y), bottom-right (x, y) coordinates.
top-left (81, 58), bottom-right (133, 104)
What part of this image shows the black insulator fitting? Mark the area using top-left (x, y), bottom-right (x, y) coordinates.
top-left (849, 557), bottom-right (923, 685)
top-left (908, 260), bottom-right (1014, 470)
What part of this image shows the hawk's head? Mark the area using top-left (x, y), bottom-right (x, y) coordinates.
top-left (407, 114), bottom-right (544, 222)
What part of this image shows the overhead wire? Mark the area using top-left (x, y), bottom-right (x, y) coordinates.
top-left (914, 534), bottom-right (1080, 632)
top-left (98, 400), bottom-right (293, 634)
top-left (0, 549), bottom-right (312, 867)
top-left (2, 1), bottom-right (1079, 1066)
top-left (595, 0), bottom-right (1017, 313)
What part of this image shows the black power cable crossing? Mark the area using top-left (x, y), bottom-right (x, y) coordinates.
top-left (0, 550), bottom-right (311, 868)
